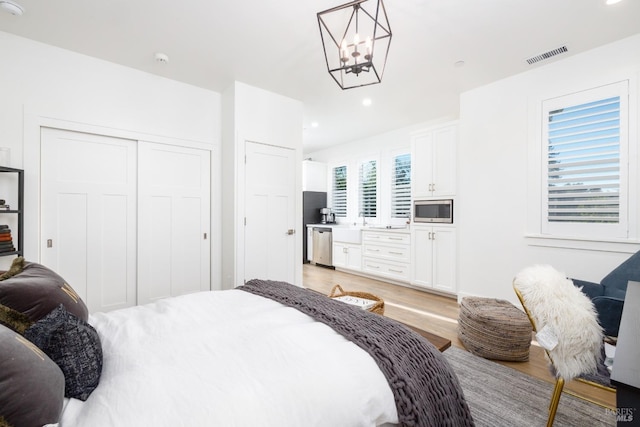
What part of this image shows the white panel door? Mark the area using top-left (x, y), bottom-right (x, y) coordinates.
top-left (40, 128), bottom-right (137, 313)
top-left (137, 141), bottom-right (211, 304)
top-left (244, 142), bottom-right (296, 284)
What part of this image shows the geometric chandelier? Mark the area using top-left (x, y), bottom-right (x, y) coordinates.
top-left (317, 0), bottom-right (392, 90)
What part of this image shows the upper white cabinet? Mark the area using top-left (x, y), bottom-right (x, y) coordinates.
top-left (302, 160), bottom-right (328, 192)
top-left (411, 123), bottom-right (457, 198)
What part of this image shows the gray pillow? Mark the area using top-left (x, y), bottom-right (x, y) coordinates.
top-left (0, 260), bottom-right (88, 324)
top-left (25, 304), bottom-right (102, 401)
top-left (0, 323), bottom-right (64, 426)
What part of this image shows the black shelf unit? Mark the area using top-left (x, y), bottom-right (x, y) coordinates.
top-left (0, 166), bottom-right (24, 257)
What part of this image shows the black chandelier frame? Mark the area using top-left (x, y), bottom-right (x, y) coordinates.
top-left (317, 0), bottom-right (392, 90)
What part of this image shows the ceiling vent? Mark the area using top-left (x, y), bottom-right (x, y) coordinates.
top-left (526, 45), bottom-right (568, 65)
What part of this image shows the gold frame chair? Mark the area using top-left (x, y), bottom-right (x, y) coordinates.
top-left (513, 286), bottom-right (564, 427)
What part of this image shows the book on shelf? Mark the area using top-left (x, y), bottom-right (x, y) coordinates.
top-left (332, 295), bottom-right (378, 310)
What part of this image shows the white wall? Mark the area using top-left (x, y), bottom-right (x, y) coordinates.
top-left (307, 118), bottom-right (454, 225)
top-left (0, 31), bottom-right (221, 284)
top-left (221, 81), bottom-right (304, 289)
top-left (457, 34), bottom-right (640, 304)
top-left (307, 34), bottom-right (640, 305)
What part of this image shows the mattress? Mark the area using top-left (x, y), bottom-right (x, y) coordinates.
top-left (59, 289), bottom-right (398, 426)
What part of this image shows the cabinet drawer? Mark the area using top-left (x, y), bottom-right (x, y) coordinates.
top-left (362, 231), bottom-right (410, 245)
top-left (363, 243), bottom-right (410, 262)
top-left (362, 258), bottom-right (410, 281)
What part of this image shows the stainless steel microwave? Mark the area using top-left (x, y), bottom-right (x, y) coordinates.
top-left (413, 199), bottom-right (453, 223)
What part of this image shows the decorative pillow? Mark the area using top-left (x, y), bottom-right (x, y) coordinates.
top-left (0, 256), bottom-right (25, 281)
top-left (24, 304), bottom-right (103, 401)
top-left (0, 259), bottom-right (88, 323)
top-left (0, 303), bottom-right (32, 334)
top-left (0, 323), bottom-right (65, 427)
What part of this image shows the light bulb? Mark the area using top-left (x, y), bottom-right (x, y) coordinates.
top-left (365, 36), bottom-right (372, 59)
top-left (340, 39), bottom-right (349, 63)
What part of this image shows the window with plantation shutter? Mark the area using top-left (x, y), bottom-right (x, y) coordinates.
top-left (332, 165), bottom-right (347, 218)
top-left (542, 81), bottom-right (629, 238)
top-left (391, 153), bottom-right (411, 219)
top-left (359, 160), bottom-right (377, 218)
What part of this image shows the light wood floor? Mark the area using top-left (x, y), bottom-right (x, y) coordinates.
top-left (303, 263), bottom-right (616, 409)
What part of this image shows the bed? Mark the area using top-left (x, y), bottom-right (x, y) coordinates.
top-left (0, 259), bottom-right (474, 427)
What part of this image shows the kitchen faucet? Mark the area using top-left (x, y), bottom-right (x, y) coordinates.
top-left (359, 211), bottom-right (367, 226)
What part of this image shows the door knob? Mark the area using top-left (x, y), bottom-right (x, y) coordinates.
top-left (286, 229), bottom-right (295, 235)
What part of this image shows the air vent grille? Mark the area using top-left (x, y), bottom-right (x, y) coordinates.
top-left (526, 46), bottom-right (568, 65)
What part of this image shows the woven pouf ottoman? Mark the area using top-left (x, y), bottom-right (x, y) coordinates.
top-left (458, 297), bottom-right (532, 362)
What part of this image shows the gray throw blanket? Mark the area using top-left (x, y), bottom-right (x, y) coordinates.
top-left (238, 279), bottom-right (474, 427)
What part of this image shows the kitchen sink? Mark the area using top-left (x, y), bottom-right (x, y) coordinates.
top-left (332, 227), bottom-right (362, 244)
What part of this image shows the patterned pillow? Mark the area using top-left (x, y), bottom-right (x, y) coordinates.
top-left (0, 324), bottom-right (65, 426)
top-left (0, 259), bottom-right (88, 324)
top-left (24, 304), bottom-right (103, 401)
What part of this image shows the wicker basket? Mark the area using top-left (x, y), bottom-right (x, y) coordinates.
top-left (329, 284), bottom-right (385, 315)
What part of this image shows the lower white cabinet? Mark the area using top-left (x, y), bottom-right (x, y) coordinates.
top-left (332, 242), bottom-right (362, 271)
top-left (362, 230), bottom-right (411, 282)
top-left (412, 225), bottom-right (456, 293)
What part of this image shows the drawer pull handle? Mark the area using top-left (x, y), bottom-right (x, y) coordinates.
top-left (388, 237), bottom-right (402, 240)
top-left (389, 269), bottom-right (403, 273)
top-left (389, 251), bottom-right (403, 255)
top-left (367, 264), bottom-right (380, 269)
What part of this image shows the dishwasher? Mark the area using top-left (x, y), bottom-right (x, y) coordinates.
top-left (312, 227), bottom-right (333, 267)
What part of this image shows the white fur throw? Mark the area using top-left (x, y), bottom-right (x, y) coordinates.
top-left (513, 265), bottom-right (603, 380)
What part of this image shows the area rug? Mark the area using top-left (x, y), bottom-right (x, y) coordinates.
top-left (443, 346), bottom-right (615, 427)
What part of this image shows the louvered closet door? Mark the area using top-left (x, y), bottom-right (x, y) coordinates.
top-left (40, 128), bottom-right (137, 313)
top-left (137, 141), bottom-right (211, 305)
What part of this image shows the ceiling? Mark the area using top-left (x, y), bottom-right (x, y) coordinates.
top-left (1, 0), bottom-right (639, 154)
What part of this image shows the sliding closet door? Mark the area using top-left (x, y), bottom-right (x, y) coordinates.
top-left (137, 141), bottom-right (211, 305)
top-left (40, 128), bottom-right (137, 313)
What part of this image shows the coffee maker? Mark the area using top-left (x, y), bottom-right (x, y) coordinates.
top-left (320, 208), bottom-right (330, 224)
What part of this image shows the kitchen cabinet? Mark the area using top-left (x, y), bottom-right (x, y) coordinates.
top-left (333, 242), bottom-right (362, 271)
top-left (362, 230), bottom-right (411, 282)
top-left (411, 123), bottom-right (457, 198)
top-left (302, 160), bottom-right (327, 192)
top-left (412, 225), bottom-right (456, 293)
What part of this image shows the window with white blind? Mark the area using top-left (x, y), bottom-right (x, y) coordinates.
top-left (359, 160), bottom-right (377, 218)
top-left (391, 153), bottom-right (411, 219)
top-left (542, 81), bottom-right (629, 238)
top-left (331, 165), bottom-right (347, 218)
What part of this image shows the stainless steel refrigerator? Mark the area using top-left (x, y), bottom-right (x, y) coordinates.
top-left (302, 191), bottom-right (327, 264)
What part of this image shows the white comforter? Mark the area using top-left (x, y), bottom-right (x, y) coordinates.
top-left (60, 289), bottom-right (398, 426)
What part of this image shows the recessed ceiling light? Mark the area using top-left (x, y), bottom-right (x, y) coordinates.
top-left (0, 0), bottom-right (25, 16)
top-left (606, 0), bottom-right (623, 4)
top-left (362, 98), bottom-right (372, 107)
top-left (311, 122), bottom-right (319, 128)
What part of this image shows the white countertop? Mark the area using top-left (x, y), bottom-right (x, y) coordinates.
top-left (306, 223), bottom-right (410, 232)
